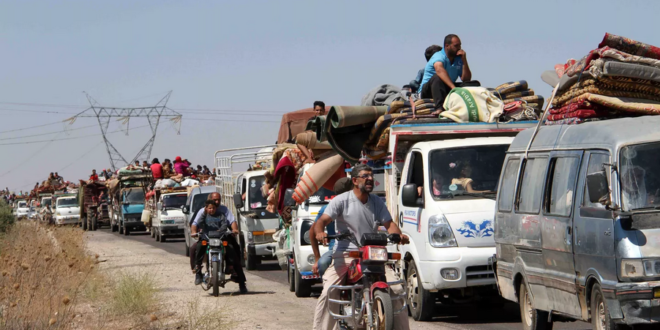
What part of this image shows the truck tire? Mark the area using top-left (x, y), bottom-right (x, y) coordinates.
top-left (288, 261), bottom-right (295, 292)
top-left (407, 260), bottom-right (435, 321)
top-left (295, 265), bottom-right (312, 297)
top-left (246, 252), bottom-right (259, 271)
top-left (82, 216), bottom-right (88, 231)
top-left (160, 234), bottom-right (167, 243)
top-left (519, 281), bottom-right (553, 330)
top-left (118, 222), bottom-right (124, 234)
top-left (591, 283), bottom-right (619, 330)
top-left (91, 215), bottom-right (97, 231)
top-left (123, 224), bottom-right (130, 236)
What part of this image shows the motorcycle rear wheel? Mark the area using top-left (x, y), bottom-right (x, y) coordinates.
top-left (373, 290), bottom-right (393, 330)
top-left (212, 260), bottom-right (220, 297)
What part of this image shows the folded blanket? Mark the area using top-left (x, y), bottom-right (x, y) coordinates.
top-left (553, 77), bottom-right (660, 107)
top-left (501, 95), bottom-right (545, 108)
top-left (599, 33), bottom-right (660, 61)
top-left (361, 84), bottom-right (404, 106)
top-left (546, 109), bottom-right (601, 121)
top-left (387, 98), bottom-right (434, 114)
top-left (566, 46), bottom-right (660, 77)
top-left (492, 80), bottom-right (528, 96)
top-left (549, 100), bottom-right (597, 114)
top-left (367, 113), bottom-right (407, 145)
top-left (499, 89), bottom-right (535, 99)
top-left (558, 93), bottom-right (660, 115)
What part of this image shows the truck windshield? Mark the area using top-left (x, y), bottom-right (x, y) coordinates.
top-left (18, 202), bottom-right (27, 208)
top-left (192, 193), bottom-right (211, 214)
top-left (620, 142), bottom-right (660, 211)
top-left (248, 176), bottom-right (277, 217)
top-left (163, 194), bottom-right (187, 209)
top-left (429, 144), bottom-right (508, 200)
top-left (57, 198), bottom-right (77, 207)
top-left (124, 189), bottom-right (145, 204)
top-left (307, 187), bottom-right (335, 204)
top-left (43, 199), bottom-right (52, 206)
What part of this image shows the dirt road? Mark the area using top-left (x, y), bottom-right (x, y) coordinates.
top-left (86, 229), bottom-right (593, 330)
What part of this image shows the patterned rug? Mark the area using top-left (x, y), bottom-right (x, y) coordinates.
top-left (553, 77), bottom-right (660, 107)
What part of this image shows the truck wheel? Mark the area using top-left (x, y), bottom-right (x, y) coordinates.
top-left (112, 223), bottom-right (118, 232)
top-left (246, 252), bottom-right (259, 271)
top-left (160, 234), bottom-right (167, 243)
top-left (519, 281), bottom-right (553, 330)
top-left (407, 260), bottom-right (435, 321)
top-left (591, 283), bottom-right (619, 330)
top-left (82, 216), bottom-right (88, 231)
top-left (294, 265), bottom-right (312, 297)
top-left (91, 215), bottom-right (98, 231)
top-left (118, 223), bottom-right (124, 234)
top-left (123, 225), bottom-right (130, 236)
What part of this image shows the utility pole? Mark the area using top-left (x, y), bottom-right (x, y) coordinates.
top-left (65, 91), bottom-right (182, 171)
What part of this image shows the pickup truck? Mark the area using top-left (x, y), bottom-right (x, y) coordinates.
top-left (147, 187), bottom-right (188, 242)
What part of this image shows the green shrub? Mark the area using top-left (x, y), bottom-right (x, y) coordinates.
top-left (0, 200), bottom-right (14, 233)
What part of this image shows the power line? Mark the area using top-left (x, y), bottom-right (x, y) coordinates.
top-left (0, 124), bottom-right (150, 146)
top-left (0, 131), bottom-right (65, 178)
top-left (0, 108), bottom-right (78, 114)
top-left (0, 121), bottom-right (65, 134)
top-left (184, 118), bottom-right (280, 123)
top-left (0, 124), bottom-right (97, 141)
top-left (56, 140), bottom-right (105, 172)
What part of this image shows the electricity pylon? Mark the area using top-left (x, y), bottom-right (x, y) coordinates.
top-left (65, 91), bottom-right (182, 171)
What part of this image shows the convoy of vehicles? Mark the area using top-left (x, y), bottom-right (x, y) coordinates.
top-left (110, 169), bottom-right (151, 235)
top-left (493, 116), bottom-right (660, 329)
top-left (216, 146), bottom-right (279, 270)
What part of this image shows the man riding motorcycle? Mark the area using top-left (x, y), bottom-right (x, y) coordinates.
top-left (191, 195), bottom-right (248, 294)
top-left (311, 164), bottom-right (410, 330)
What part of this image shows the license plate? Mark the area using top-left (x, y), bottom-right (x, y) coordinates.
top-left (302, 274), bottom-right (320, 280)
top-left (211, 255), bottom-right (218, 262)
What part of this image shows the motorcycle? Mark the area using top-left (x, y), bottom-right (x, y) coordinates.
top-left (326, 232), bottom-right (407, 330)
top-left (193, 231), bottom-right (238, 297)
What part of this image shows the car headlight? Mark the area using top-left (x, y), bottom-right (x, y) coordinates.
top-left (301, 220), bottom-right (313, 246)
top-left (307, 254), bottom-right (316, 265)
top-left (621, 259), bottom-right (644, 278)
top-left (428, 214), bottom-right (457, 248)
top-left (643, 260), bottom-right (660, 276)
top-left (56, 212), bottom-right (61, 216)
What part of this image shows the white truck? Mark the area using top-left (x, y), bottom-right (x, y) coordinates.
top-left (148, 187), bottom-right (188, 242)
top-left (14, 200), bottom-right (29, 220)
top-left (385, 120), bottom-right (537, 320)
top-left (215, 146), bottom-right (279, 270)
top-left (52, 193), bottom-right (80, 226)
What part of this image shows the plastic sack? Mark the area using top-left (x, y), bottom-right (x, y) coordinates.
top-left (141, 209), bottom-right (151, 226)
top-left (181, 179), bottom-right (200, 187)
top-left (160, 179), bottom-right (177, 188)
top-left (273, 229), bottom-right (291, 270)
top-left (441, 87), bottom-right (504, 123)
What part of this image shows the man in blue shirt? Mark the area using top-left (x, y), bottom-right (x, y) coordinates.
top-left (420, 34), bottom-right (477, 111)
top-left (409, 45), bottom-right (442, 94)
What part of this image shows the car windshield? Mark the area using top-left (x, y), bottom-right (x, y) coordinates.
top-left (429, 144), bottom-right (509, 200)
top-left (124, 189), bottom-right (145, 204)
top-left (619, 142), bottom-right (660, 211)
top-left (18, 202), bottom-right (27, 208)
top-left (192, 193), bottom-right (211, 214)
top-left (57, 198), bottom-right (77, 207)
top-left (307, 187), bottom-right (335, 204)
top-left (248, 176), bottom-right (277, 217)
top-left (163, 194), bottom-right (187, 208)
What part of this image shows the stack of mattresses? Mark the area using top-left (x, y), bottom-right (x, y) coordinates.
top-left (490, 80), bottom-right (544, 113)
top-left (547, 33), bottom-right (660, 125)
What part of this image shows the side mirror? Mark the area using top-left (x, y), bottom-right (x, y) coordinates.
top-left (586, 171), bottom-right (610, 205)
top-left (182, 205), bottom-right (189, 214)
top-left (157, 202), bottom-right (162, 211)
top-left (402, 184), bottom-right (423, 207)
top-left (283, 189), bottom-right (296, 207)
top-left (233, 193), bottom-right (244, 209)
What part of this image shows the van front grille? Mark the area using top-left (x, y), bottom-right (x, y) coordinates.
top-left (466, 265), bottom-right (495, 280)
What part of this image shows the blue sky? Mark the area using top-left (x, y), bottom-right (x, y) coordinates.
top-left (1, 0), bottom-right (659, 191)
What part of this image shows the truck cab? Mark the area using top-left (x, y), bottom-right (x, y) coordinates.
top-left (386, 121), bottom-right (536, 321)
top-left (53, 194), bottom-right (80, 225)
top-left (215, 146), bottom-right (278, 271)
top-left (118, 187), bottom-right (146, 235)
top-left (15, 200), bottom-right (29, 220)
top-left (151, 188), bottom-right (187, 242)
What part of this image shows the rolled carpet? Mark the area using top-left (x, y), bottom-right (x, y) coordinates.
top-left (295, 131), bottom-right (332, 152)
top-left (312, 115), bottom-right (327, 142)
top-left (292, 154), bottom-right (344, 204)
top-left (499, 89), bottom-right (535, 99)
top-left (492, 80), bottom-right (528, 96)
top-left (501, 95), bottom-right (545, 107)
top-left (367, 113), bottom-right (407, 146)
top-left (325, 106), bottom-right (388, 163)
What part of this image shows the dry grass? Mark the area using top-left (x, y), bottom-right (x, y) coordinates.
top-left (176, 298), bottom-right (230, 330)
top-left (0, 222), bottom-right (96, 329)
top-left (110, 272), bottom-right (159, 316)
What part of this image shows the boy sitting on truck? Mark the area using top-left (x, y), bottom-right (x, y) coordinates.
top-left (191, 199), bottom-right (248, 293)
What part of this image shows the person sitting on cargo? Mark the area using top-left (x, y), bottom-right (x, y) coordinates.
top-left (310, 177), bottom-right (353, 277)
top-left (451, 164), bottom-right (490, 194)
top-left (142, 160), bottom-right (149, 168)
top-left (150, 158), bottom-right (163, 180)
top-left (313, 101), bottom-right (325, 118)
top-left (420, 34), bottom-right (477, 111)
top-left (54, 172), bottom-right (64, 184)
top-left (174, 156), bottom-right (190, 176)
top-left (409, 45), bottom-right (442, 94)
top-left (133, 160), bottom-right (140, 168)
top-left (89, 170), bottom-right (99, 182)
top-left (190, 193), bottom-right (248, 293)
top-left (202, 165), bottom-right (211, 176)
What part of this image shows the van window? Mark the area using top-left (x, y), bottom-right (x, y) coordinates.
top-left (547, 157), bottom-right (580, 216)
top-left (498, 159), bottom-right (520, 212)
top-left (517, 158), bottom-right (548, 214)
top-left (583, 153), bottom-right (611, 209)
top-left (619, 143), bottom-right (660, 211)
top-left (408, 152), bottom-right (424, 188)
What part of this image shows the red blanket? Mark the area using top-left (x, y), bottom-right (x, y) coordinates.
top-left (549, 100), bottom-right (599, 114)
top-left (599, 33), bottom-right (660, 61)
top-left (547, 109), bottom-right (600, 121)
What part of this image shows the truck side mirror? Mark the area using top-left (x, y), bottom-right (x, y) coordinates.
top-left (233, 193), bottom-right (244, 209)
top-left (157, 202), bottom-right (163, 210)
top-left (586, 171), bottom-right (610, 205)
top-left (402, 184), bottom-right (423, 208)
top-left (283, 189), bottom-right (296, 207)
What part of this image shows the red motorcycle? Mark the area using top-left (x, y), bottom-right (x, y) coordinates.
top-left (326, 232), bottom-right (407, 330)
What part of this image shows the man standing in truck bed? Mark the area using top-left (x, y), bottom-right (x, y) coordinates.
top-left (420, 34), bottom-right (476, 111)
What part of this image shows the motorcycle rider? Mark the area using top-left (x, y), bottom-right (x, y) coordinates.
top-left (312, 164), bottom-right (410, 330)
top-left (191, 196), bottom-right (248, 294)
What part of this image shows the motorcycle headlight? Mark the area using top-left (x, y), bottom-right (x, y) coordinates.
top-left (209, 238), bottom-right (222, 247)
top-left (364, 246), bottom-right (388, 261)
top-left (428, 214), bottom-right (457, 248)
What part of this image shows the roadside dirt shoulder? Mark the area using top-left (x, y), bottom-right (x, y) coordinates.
top-left (85, 231), bottom-right (315, 330)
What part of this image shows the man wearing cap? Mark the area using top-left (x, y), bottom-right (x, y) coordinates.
top-left (174, 156), bottom-right (190, 175)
